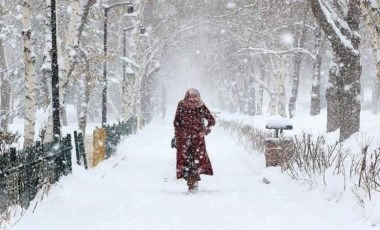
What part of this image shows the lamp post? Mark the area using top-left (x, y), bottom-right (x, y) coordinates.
top-left (102, 2), bottom-right (133, 127)
top-left (51, 0), bottom-right (61, 137)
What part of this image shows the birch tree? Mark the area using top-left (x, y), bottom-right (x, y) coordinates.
top-left (41, 0), bottom-right (52, 108)
top-left (277, 59), bottom-right (287, 117)
top-left (59, 0), bottom-right (96, 126)
top-left (22, 0), bottom-right (37, 147)
top-left (77, 49), bottom-right (92, 136)
top-left (288, 6), bottom-right (309, 118)
top-left (0, 26), bottom-right (9, 131)
top-left (0, 2), bottom-right (11, 131)
top-left (0, 78), bottom-right (11, 131)
top-left (256, 66), bottom-right (265, 115)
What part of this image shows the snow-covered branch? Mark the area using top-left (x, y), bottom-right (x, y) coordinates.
top-left (213, 1), bottom-right (260, 19)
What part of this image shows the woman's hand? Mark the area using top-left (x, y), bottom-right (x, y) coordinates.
top-left (199, 127), bottom-right (211, 137)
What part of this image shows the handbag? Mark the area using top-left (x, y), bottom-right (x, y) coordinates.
top-left (171, 136), bottom-right (176, 149)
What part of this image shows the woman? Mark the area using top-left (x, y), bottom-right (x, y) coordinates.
top-left (173, 88), bottom-right (215, 192)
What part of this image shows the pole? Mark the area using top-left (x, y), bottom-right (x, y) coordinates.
top-left (102, 8), bottom-right (108, 127)
top-left (102, 3), bottom-right (130, 127)
top-left (51, 0), bottom-right (61, 137)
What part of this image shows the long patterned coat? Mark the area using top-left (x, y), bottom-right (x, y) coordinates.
top-left (174, 100), bottom-right (216, 179)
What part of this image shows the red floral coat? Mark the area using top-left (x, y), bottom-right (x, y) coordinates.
top-left (174, 101), bottom-right (216, 179)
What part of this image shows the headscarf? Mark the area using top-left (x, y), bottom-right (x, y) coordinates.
top-left (182, 88), bottom-right (204, 109)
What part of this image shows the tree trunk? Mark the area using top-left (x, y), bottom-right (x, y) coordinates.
top-left (79, 73), bottom-right (91, 137)
top-left (257, 67), bottom-right (264, 115)
top-left (38, 0), bottom-right (53, 143)
top-left (338, 3), bottom-right (361, 141)
top-left (22, 0), bottom-right (37, 147)
top-left (288, 54), bottom-right (302, 118)
top-left (78, 49), bottom-right (92, 136)
top-left (59, 0), bottom-right (96, 126)
top-left (122, 71), bottom-right (135, 119)
top-left (288, 7), bottom-right (309, 119)
top-left (247, 80), bottom-right (256, 116)
top-left (41, 0), bottom-right (52, 109)
top-left (326, 60), bottom-right (340, 132)
top-left (310, 27), bottom-right (323, 116)
top-left (9, 76), bottom-right (15, 124)
top-left (310, 54), bottom-right (322, 116)
top-left (0, 32), bottom-right (10, 131)
top-left (360, 0), bottom-right (380, 114)
top-left (277, 71), bottom-right (287, 117)
top-left (310, 0), bottom-right (361, 141)
top-left (372, 77), bottom-right (379, 114)
top-left (376, 61), bottom-right (380, 113)
top-left (59, 0), bottom-right (80, 127)
top-left (338, 52), bottom-right (362, 141)
top-left (268, 92), bottom-right (277, 116)
top-left (1, 79), bottom-right (11, 131)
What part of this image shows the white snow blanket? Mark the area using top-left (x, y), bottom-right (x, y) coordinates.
top-left (8, 115), bottom-right (377, 230)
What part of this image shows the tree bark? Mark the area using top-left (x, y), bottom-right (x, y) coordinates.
top-left (360, 0), bottom-right (380, 114)
top-left (22, 0), bottom-right (37, 147)
top-left (326, 60), bottom-right (340, 132)
top-left (310, 0), bottom-right (361, 141)
top-left (59, 0), bottom-right (96, 126)
top-left (0, 31), bottom-right (10, 131)
top-left (41, 0), bottom-right (52, 109)
top-left (339, 1), bottom-right (361, 141)
top-left (257, 66), bottom-right (265, 115)
top-left (1, 79), bottom-right (11, 131)
top-left (288, 54), bottom-right (302, 118)
top-left (372, 77), bottom-right (379, 114)
top-left (122, 71), bottom-right (135, 119)
top-left (247, 79), bottom-right (256, 116)
top-left (310, 26), bottom-right (323, 116)
top-left (277, 71), bottom-right (287, 118)
top-left (288, 6), bottom-right (309, 119)
top-left (79, 52), bottom-right (93, 136)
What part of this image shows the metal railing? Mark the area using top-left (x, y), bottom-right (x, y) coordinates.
top-left (105, 117), bottom-right (137, 158)
top-left (0, 135), bottom-right (72, 212)
top-left (74, 117), bottom-right (138, 168)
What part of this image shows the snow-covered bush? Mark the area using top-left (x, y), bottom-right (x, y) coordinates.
top-left (219, 119), bottom-right (380, 205)
top-left (0, 131), bottom-right (20, 153)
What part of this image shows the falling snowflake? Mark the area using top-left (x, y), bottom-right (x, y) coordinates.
top-left (281, 32), bottom-right (294, 46)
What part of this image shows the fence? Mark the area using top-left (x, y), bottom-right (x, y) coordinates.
top-left (0, 117), bottom-right (138, 215)
top-left (75, 117), bottom-right (138, 168)
top-left (105, 118), bottom-right (137, 158)
top-left (0, 135), bottom-right (72, 212)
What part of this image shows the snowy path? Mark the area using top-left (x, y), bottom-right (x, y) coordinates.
top-left (10, 117), bottom-right (375, 230)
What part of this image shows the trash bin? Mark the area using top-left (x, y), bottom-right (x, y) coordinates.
top-left (264, 116), bottom-right (293, 167)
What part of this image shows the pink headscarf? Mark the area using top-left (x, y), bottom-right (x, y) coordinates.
top-left (182, 88), bottom-right (204, 109)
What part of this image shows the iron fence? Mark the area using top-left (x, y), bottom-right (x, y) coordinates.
top-left (105, 117), bottom-right (138, 158)
top-left (0, 134), bottom-right (72, 212)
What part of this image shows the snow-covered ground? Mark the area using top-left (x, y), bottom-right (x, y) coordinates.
top-left (6, 112), bottom-right (378, 230)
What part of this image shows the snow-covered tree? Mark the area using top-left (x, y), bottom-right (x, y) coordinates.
top-left (310, 25), bottom-right (323, 116)
top-left (360, 0), bottom-right (380, 114)
top-left (22, 0), bottom-right (37, 147)
top-left (310, 0), bottom-right (362, 141)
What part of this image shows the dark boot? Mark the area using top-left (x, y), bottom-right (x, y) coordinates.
top-left (187, 177), bottom-right (195, 191)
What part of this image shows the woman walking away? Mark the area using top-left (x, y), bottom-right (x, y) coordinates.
top-left (173, 88), bottom-right (215, 192)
